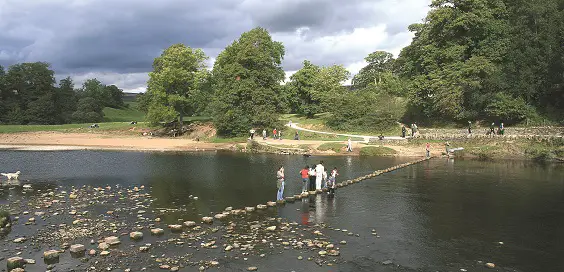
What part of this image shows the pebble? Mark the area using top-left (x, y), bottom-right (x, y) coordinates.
top-left (485, 263), bottom-right (495, 268)
top-left (247, 267), bottom-right (258, 271)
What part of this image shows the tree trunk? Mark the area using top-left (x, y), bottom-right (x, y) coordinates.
top-left (179, 111), bottom-right (184, 127)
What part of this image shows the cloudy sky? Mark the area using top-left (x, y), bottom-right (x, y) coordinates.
top-left (0, 0), bottom-right (431, 92)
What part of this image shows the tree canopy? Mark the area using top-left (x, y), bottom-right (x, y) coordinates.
top-left (211, 27), bottom-right (286, 136)
top-left (144, 44), bottom-right (212, 125)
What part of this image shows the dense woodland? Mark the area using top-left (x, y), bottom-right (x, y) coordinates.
top-left (1, 0), bottom-right (563, 135)
top-left (0, 62), bottom-right (125, 124)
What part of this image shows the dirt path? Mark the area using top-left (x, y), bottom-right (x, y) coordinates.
top-left (286, 123), bottom-right (406, 142)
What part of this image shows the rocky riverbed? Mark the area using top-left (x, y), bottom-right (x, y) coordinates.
top-left (0, 183), bottom-right (357, 272)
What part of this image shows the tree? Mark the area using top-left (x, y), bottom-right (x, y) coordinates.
top-left (78, 78), bottom-right (124, 109)
top-left (352, 51), bottom-right (395, 88)
top-left (211, 27), bottom-right (285, 136)
top-left (285, 60), bottom-right (321, 117)
top-left (55, 77), bottom-right (78, 123)
top-left (285, 61), bottom-right (350, 118)
top-left (72, 97), bottom-right (104, 123)
top-left (397, 0), bottom-right (512, 122)
top-left (145, 44), bottom-right (210, 125)
top-left (3, 62), bottom-right (58, 124)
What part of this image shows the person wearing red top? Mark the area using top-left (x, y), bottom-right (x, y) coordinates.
top-left (300, 166), bottom-right (309, 193)
top-left (273, 128), bottom-right (278, 139)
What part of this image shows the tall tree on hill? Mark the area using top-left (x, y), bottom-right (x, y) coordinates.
top-left (211, 27), bottom-right (285, 136)
top-left (145, 44), bottom-right (210, 125)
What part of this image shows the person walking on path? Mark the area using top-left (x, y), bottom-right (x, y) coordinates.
top-left (294, 131), bottom-right (300, 140)
top-left (250, 128), bottom-right (256, 140)
top-left (273, 128), bottom-right (278, 139)
top-left (300, 166), bottom-right (309, 193)
top-left (467, 121), bottom-right (472, 134)
top-left (276, 166), bottom-right (285, 201)
top-left (499, 123), bottom-right (505, 135)
top-left (426, 143), bottom-right (431, 158)
top-left (346, 138), bottom-right (353, 152)
top-left (262, 129), bottom-right (267, 140)
top-left (327, 167), bottom-right (339, 195)
top-left (315, 161), bottom-right (325, 190)
top-left (278, 129), bottom-right (282, 140)
top-left (401, 125), bottom-right (406, 138)
top-left (308, 165), bottom-right (316, 192)
top-left (489, 123), bottom-right (495, 136)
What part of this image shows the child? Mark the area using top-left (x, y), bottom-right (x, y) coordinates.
top-left (327, 167), bottom-right (338, 195)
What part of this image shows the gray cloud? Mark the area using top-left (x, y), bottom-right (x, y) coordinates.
top-left (0, 0), bottom-right (430, 91)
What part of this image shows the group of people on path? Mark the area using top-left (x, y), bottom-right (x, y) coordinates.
top-left (276, 161), bottom-right (339, 201)
top-left (250, 128), bottom-right (283, 140)
top-left (467, 121), bottom-right (505, 136)
top-left (401, 123), bottom-right (418, 138)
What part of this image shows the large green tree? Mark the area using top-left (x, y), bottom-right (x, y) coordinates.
top-left (286, 61), bottom-right (350, 118)
top-left (211, 27), bottom-right (285, 136)
top-left (2, 62), bottom-right (58, 124)
top-left (145, 44), bottom-right (211, 125)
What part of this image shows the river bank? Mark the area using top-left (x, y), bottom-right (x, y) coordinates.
top-left (0, 131), bottom-right (562, 161)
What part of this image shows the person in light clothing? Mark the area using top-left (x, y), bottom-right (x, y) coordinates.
top-left (315, 161), bottom-right (325, 190)
top-left (276, 166), bottom-right (285, 201)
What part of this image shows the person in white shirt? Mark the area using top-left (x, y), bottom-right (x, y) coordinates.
top-left (347, 138), bottom-right (353, 152)
top-left (315, 161), bottom-right (325, 190)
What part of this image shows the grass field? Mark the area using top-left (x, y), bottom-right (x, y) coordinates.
top-left (0, 122), bottom-right (150, 134)
top-left (103, 102), bottom-right (146, 122)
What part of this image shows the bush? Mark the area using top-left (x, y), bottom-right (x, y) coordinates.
top-left (359, 146), bottom-right (397, 156)
top-left (317, 143), bottom-right (346, 153)
top-left (484, 93), bottom-right (536, 125)
top-left (327, 90), bottom-right (405, 132)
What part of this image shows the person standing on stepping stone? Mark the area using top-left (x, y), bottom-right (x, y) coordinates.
top-left (308, 165), bottom-right (316, 192)
top-left (300, 166), bottom-right (309, 193)
top-left (315, 161), bottom-right (325, 190)
top-left (276, 166), bottom-right (285, 201)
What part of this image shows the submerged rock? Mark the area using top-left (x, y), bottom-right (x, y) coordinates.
top-left (70, 244), bottom-right (85, 254)
top-left (151, 228), bottom-right (164, 235)
top-left (7, 257), bottom-right (25, 270)
top-left (43, 250), bottom-right (60, 262)
top-left (129, 231), bottom-right (143, 240)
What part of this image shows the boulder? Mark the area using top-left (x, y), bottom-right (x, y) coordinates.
top-left (100, 250), bottom-right (110, 256)
top-left (7, 257), bottom-right (25, 270)
top-left (11, 268), bottom-right (25, 272)
top-left (202, 217), bottom-right (213, 224)
top-left (256, 204), bottom-right (267, 210)
top-left (266, 226), bottom-right (276, 231)
top-left (98, 243), bottom-right (109, 250)
top-left (43, 250), bottom-right (60, 262)
top-left (129, 231), bottom-right (143, 240)
top-left (151, 228), bottom-right (164, 235)
top-left (168, 224), bottom-right (183, 232)
top-left (245, 207), bottom-right (255, 212)
top-left (70, 244), bottom-right (85, 254)
top-left (266, 201), bottom-right (277, 207)
top-left (183, 221), bottom-right (196, 228)
top-left (276, 199), bottom-right (286, 205)
top-left (485, 263), bottom-right (495, 269)
top-left (104, 236), bottom-right (121, 245)
top-left (284, 196), bottom-right (295, 202)
top-left (214, 213), bottom-right (227, 220)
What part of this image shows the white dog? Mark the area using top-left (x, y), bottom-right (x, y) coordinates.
top-left (1, 171), bottom-right (21, 180)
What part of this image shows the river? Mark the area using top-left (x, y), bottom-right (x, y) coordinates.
top-left (0, 151), bottom-right (562, 271)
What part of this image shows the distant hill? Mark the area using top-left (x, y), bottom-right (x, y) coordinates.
top-left (123, 92), bottom-right (139, 103)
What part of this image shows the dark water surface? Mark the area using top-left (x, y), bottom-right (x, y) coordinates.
top-left (0, 151), bottom-right (563, 271)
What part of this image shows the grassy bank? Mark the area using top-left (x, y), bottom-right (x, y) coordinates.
top-left (408, 138), bottom-right (564, 162)
top-left (103, 102), bottom-right (146, 122)
top-left (0, 122), bottom-right (150, 134)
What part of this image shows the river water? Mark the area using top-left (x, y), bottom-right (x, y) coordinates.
top-left (0, 151), bottom-right (563, 271)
